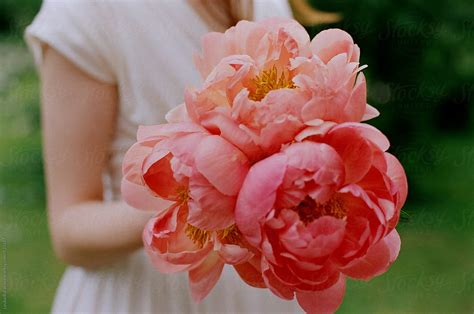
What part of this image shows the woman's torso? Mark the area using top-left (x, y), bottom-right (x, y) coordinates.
top-left (26, 1), bottom-right (301, 312)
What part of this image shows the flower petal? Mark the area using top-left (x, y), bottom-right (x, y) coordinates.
top-left (385, 153), bottom-right (408, 211)
top-left (280, 215), bottom-right (346, 259)
top-left (233, 259), bottom-right (266, 288)
top-left (122, 140), bottom-right (174, 211)
top-left (121, 177), bottom-right (173, 212)
top-left (187, 173), bottom-right (236, 230)
top-left (142, 149), bottom-right (181, 200)
top-left (362, 104), bottom-right (380, 121)
top-left (144, 206), bottom-right (212, 273)
top-left (200, 111), bottom-right (263, 161)
top-left (235, 154), bottom-right (287, 246)
top-left (295, 120), bottom-right (336, 142)
top-left (344, 72), bottom-right (367, 122)
top-left (188, 251), bottom-right (225, 302)
top-left (295, 274), bottom-right (346, 314)
top-left (137, 122), bottom-right (205, 141)
top-left (311, 28), bottom-right (359, 63)
top-left (194, 135), bottom-right (249, 196)
top-left (284, 142), bottom-right (344, 187)
top-left (262, 258), bottom-right (295, 300)
top-left (328, 123), bottom-right (390, 151)
top-left (218, 243), bottom-right (253, 265)
top-left (340, 229), bottom-right (401, 280)
top-left (324, 125), bottom-right (375, 184)
top-left (165, 103), bottom-right (191, 123)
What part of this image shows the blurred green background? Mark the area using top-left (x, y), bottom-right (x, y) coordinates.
top-left (0, 0), bottom-right (472, 313)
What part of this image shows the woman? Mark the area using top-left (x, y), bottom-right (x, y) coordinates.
top-left (25, 0), bottom-right (337, 312)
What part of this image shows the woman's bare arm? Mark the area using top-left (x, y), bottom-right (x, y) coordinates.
top-left (40, 47), bottom-right (154, 269)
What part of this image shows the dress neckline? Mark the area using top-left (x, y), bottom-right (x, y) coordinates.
top-left (185, 0), bottom-right (254, 32)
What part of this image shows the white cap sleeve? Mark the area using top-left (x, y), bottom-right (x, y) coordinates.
top-left (25, 0), bottom-right (116, 84)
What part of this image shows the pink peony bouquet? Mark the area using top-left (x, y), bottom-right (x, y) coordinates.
top-left (122, 18), bottom-right (408, 313)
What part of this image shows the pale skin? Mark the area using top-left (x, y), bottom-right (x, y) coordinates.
top-left (40, 46), bottom-right (155, 269)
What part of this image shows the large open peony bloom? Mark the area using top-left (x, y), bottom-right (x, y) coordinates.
top-left (121, 122), bottom-right (254, 301)
top-left (235, 122), bottom-right (408, 313)
top-left (184, 18), bottom-right (379, 160)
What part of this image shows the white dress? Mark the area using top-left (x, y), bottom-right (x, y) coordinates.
top-left (25, 0), bottom-right (302, 313)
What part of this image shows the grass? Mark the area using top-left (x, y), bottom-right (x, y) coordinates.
top-left (0, 41), bottom-right (64, 313)
top-left (0, 41), bottom-right (472, 313)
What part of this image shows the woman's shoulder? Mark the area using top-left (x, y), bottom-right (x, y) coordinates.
top-left (24, 0), bottom-right (122, 84)
top-left (25, 1), bottom-right (198, 82)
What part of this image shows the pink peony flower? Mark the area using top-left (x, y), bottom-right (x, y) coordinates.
top-left (121, 122), bottom-right (254, 301)
top-left (235, 122), bottom-right (407, 313)
top-left (184, 18), bottom-right (378, 160)
top-left (121, 18), bottom-right (408, 312)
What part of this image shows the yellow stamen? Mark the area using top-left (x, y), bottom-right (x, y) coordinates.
top-left (185, 224), bottom-right (212, 248)
top-left (248, 66), bottom-right (296, 101)
top-left (176, 186), bottom-right (189, 204)
top-left (216, 224), bottom-right (241, 245)
top-left (185, 223), bottom-right (241, 248)
top-left (321, 196), bottom-right (346, 219)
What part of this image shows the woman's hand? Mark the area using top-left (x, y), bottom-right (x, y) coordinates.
top-left (40, 46), bottom-right (155, 269)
